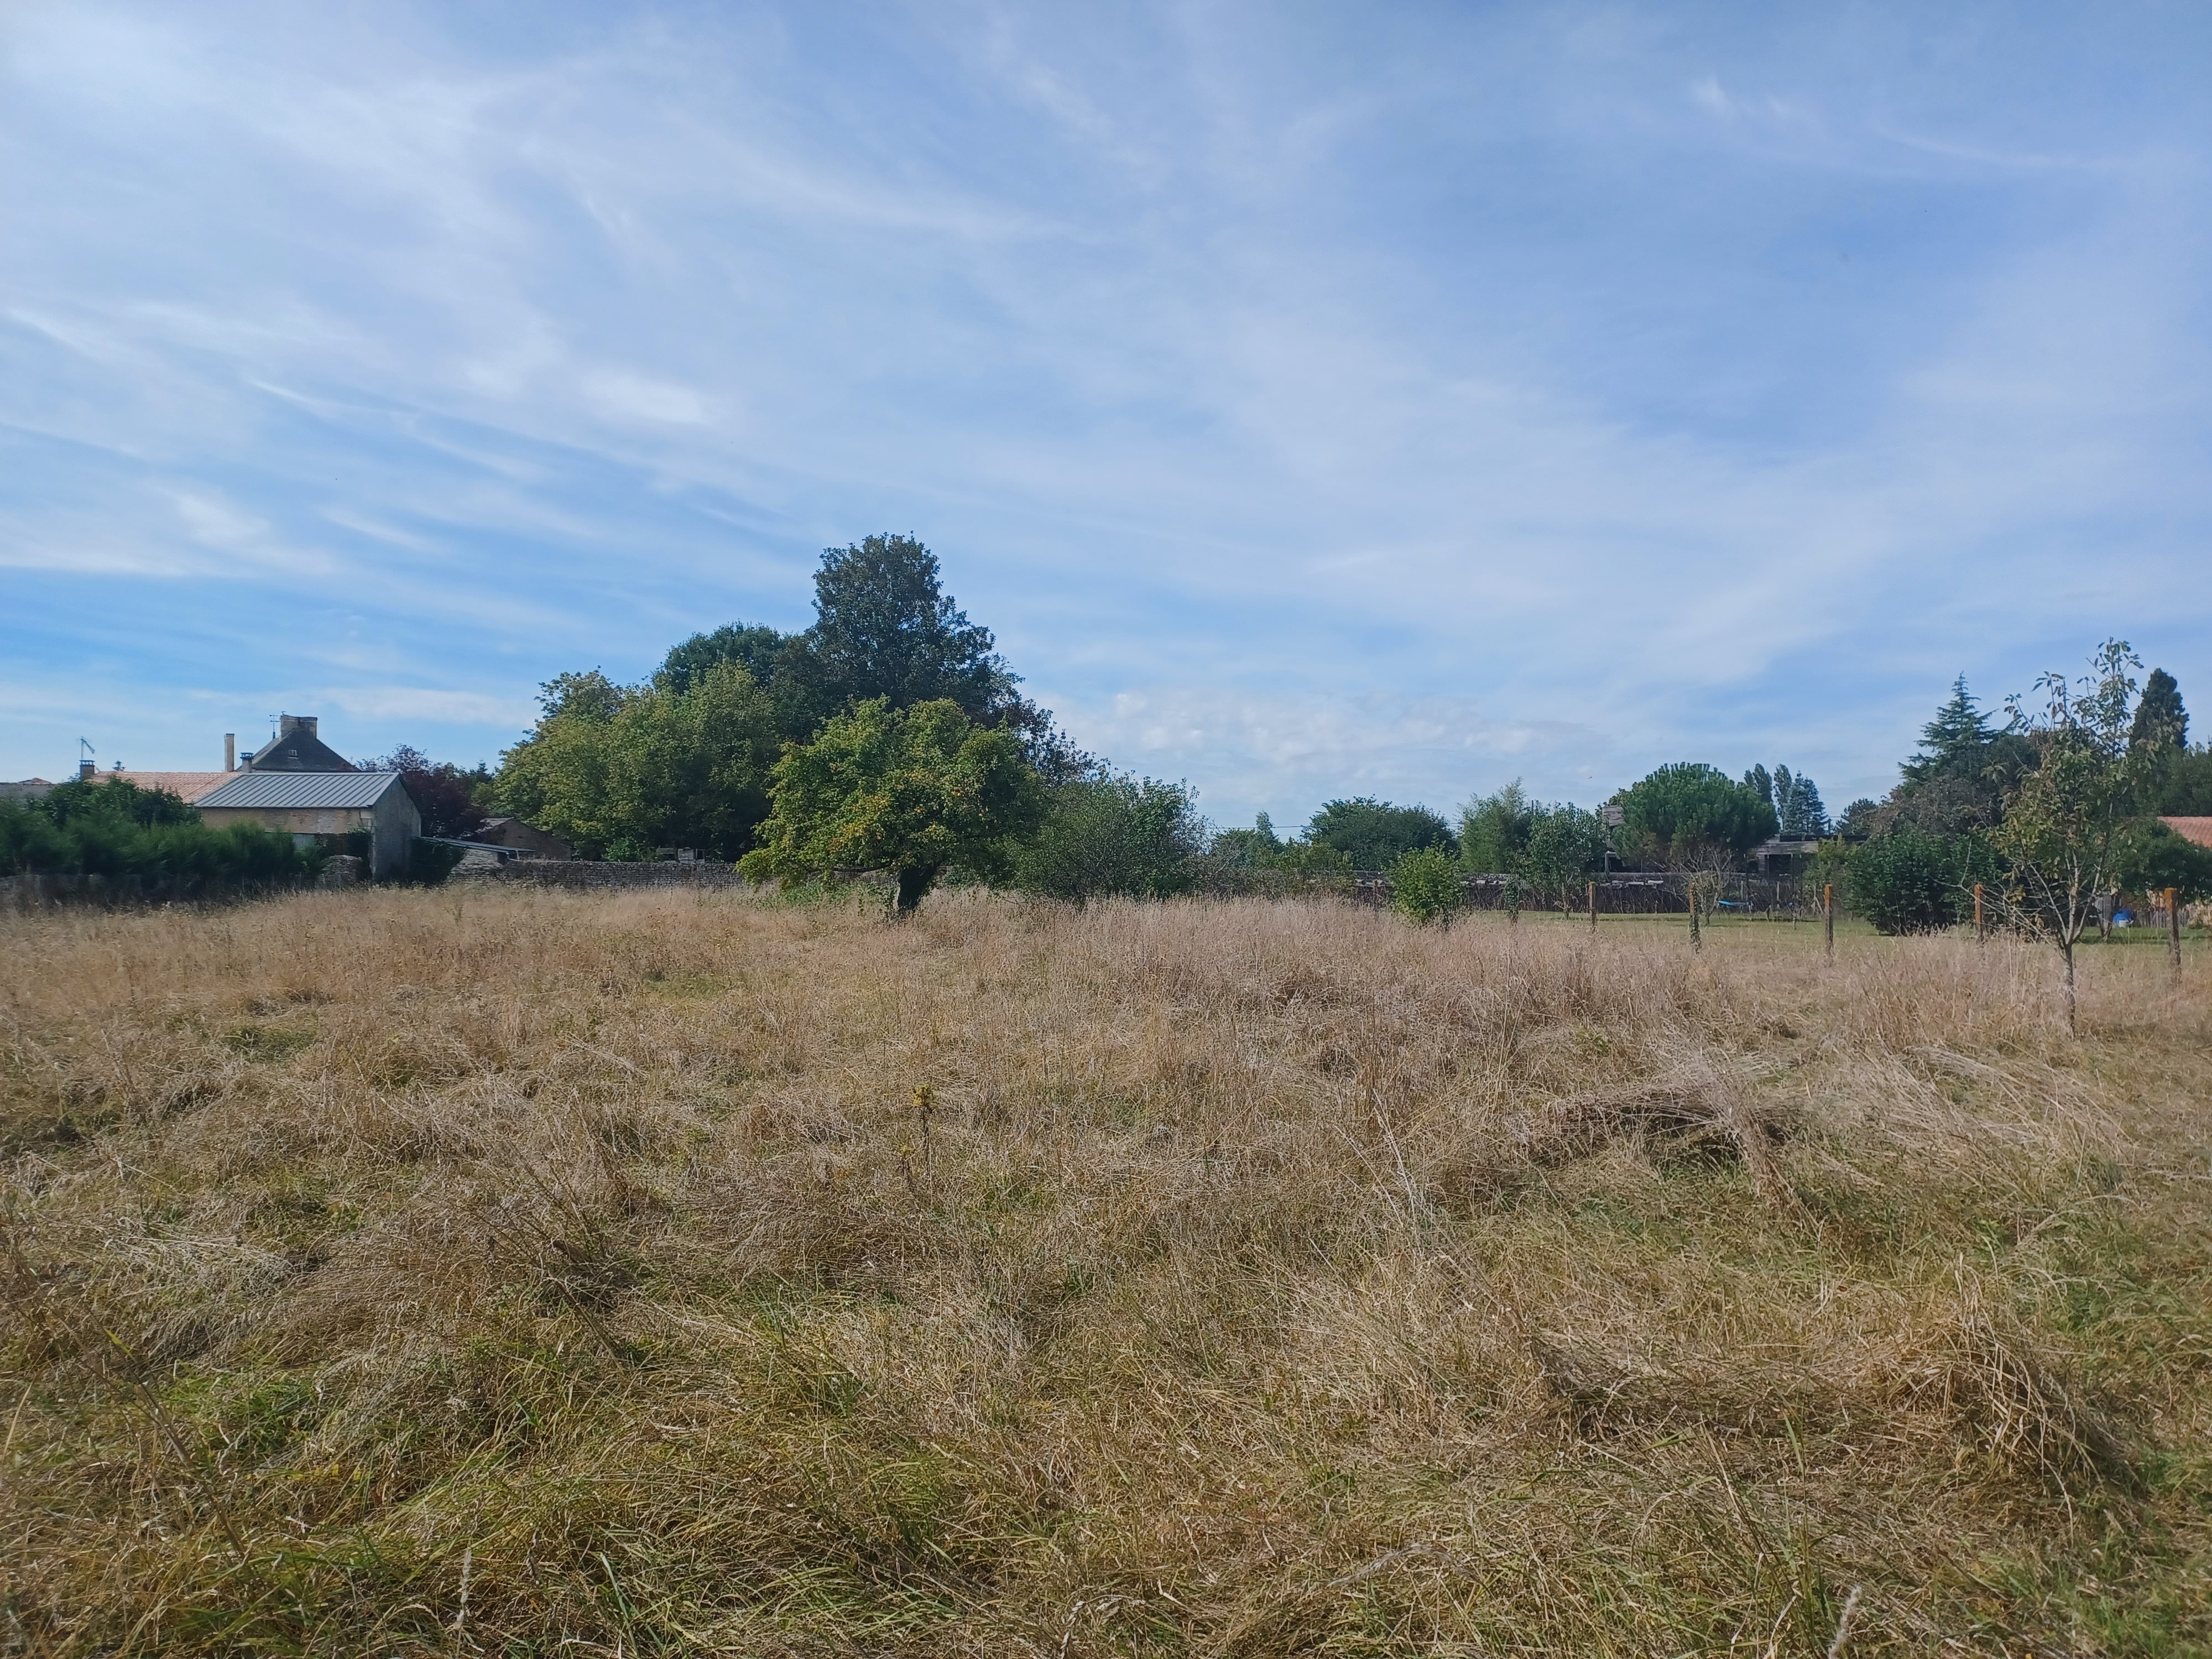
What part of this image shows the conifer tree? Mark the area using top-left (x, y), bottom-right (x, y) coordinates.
top-left (1903, 674), bottom-right (1995, 782)
top-left (2130, 667), bottom-right (2187, 753)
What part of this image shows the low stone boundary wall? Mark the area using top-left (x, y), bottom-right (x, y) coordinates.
top-left (1, 872), bottom-right (314, 909)
top-left (463, 860), bottom-right (750, 890)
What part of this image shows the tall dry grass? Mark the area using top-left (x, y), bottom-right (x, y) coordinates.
top-left (2, 888), bottom-right (2208, 1655)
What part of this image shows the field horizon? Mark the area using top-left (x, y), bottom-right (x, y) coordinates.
top-left (3, 886), bottom-right (2208, 1655)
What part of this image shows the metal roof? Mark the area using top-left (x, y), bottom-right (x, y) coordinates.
top-left (197, 770), bottom-right (409, 811)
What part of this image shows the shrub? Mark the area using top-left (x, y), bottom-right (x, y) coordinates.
top-left (1013, 776), bottom-right (1205, 902)
top-left (1845, 828), bottom-right (1999, 934)
top-left (1391, 844), bottom-right (1463, 924)
top-left (0, 779), bottom-right (321, 888)
top-left (2111, 817), bottom-right (2212, 901)
top-left (406, 838), bottom-right (469, 885)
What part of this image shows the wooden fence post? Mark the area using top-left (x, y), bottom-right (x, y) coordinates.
top-left (1974, 882), bottom-right (1985, 943)
top-left (1588, 879), bottom-right (1598, 932)
top-left (1688, 876), bottom-right (1702, 951)
top-left (1823, 883), bottom-right (1834, 960)
top-left (2171, 886), bottom-right (2184, 980)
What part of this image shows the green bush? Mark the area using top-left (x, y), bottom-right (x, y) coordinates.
top-left (1844, 828), bottom-right (1999, 934)
top-left (0, 779), bottom-right (320, 888)
top-left (1013, 775), bottom-right (1205, 902)
top-left (2111, 817), bottom-right (2212, 901)
top-left (1306, 797), bottom-right (1455, 870)
top-left (406, 838), bottom-right (469, 885)
top-left (1391, 845), bottom-right (1463, 924)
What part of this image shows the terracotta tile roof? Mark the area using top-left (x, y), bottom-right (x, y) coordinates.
top-left (108, 770), bottom-right (235, 804)
top-left (2162, 817), bottom-right (2212, 850)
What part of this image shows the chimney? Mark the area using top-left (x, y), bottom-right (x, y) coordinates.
top-left (225, 733), bottom-right (237, 771)
top-left (79, 759), bottom-right (95, 780)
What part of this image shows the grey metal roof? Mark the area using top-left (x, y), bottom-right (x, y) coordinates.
top-left (197, 771), bottom-right (409, 810)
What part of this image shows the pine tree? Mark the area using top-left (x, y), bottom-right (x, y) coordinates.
top-left (1903, 675), bottom-right (1995, 782)
top-left (1765, 766), bottom-right (1828, 837)
top-left (2131, 667), bottom-right (2187, 753)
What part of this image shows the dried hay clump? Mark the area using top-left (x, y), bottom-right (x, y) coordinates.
top-left (2, 886), bottom-right (2209, 1655)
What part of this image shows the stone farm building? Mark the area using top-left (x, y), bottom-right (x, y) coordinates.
top-left (182, 713), bottom-right (420, 879)
top-left (197, 770), bottom-right (420, 879)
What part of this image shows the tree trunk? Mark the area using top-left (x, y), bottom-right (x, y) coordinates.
top-left (2062, 938), bottom-right (2077, 1035)
top-left (895, 865), bottom-right (940, 915)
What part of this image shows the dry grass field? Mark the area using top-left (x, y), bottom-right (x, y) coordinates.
top-left (2, 888), bottom-right (2209, 1656)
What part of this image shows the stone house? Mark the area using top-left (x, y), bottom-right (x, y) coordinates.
top-left (239, 714), bottom-right (357, 773)
top-left (196, 770), bottom-right (421, 879)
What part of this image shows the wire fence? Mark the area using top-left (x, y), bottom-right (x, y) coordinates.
top-left (1349, 870), bottom-right (1813, 917)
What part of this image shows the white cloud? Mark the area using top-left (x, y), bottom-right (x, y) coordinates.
top-left (2, 2), bottom-right (2207, 807)
top-left (322, 685), bottom-right (535, 728)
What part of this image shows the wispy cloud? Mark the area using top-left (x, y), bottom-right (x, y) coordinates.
top-left (3, 1), bottom-right (2208, 813)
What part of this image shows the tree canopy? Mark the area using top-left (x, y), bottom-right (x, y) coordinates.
top-left (371, 745), bottom-right (490, 840)
top-left (1740, 763), bottom-right (1827, 837)
top-left (1459, 783), bottom-right (1535, 875)
top-left (1013, 775), bottom-right (1205, 902)
top-left (497, 661), bottom-right (779, 859)
top-left (1877, 675), bottom-right (2034, 836)
top-left (1459, 782), bottom-right (1604, 905)
top-left (1612, 764), bottom-right (1776, 868)
top-left (738, 698), bottom-right (1045, 911)
top-left (2130, 667), bottom-right (2187, 754)
top-left (780, 535), bottom-right (1030, 729)
top-left (1305, 798), bottom-right (1454, 870)
top-left (1902, 675), bottom-right (2000, 782)
top-left (657, 624), bottom-right (792, 698)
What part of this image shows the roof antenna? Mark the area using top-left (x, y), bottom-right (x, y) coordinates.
top-left (77, 737), bottom-right (96, 781)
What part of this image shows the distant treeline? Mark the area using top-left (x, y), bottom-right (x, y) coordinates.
top-left (16, 538), bottom-right (2212, 936)
top-left (366, 539), bottom-right (2211, 931)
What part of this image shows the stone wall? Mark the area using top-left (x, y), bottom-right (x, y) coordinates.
top-left (0, 872), bottom-right (312, 909)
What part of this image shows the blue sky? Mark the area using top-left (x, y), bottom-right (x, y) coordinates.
top-left (4, 2), bottom-right (2209, 826)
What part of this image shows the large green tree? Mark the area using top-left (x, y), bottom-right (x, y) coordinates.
top-left (1306, 798), bottom-right (1454, 870)
top-left (2130, 667), bottom-right (2187, 753)
top-left (658, 624), bottom-right (792, 697)
top-left (1459, 783), bottom-right (1535, 874)
top-left (496, 661), bottom-right (779, 859)
top-left (779, 535), bottom-right (1032, 731)
top-left (1459, 782), bottom-right (1604, 906)
top-left (1903, 675), bottom-right (1995, 784)
top-left (1879, 675), bottom-right (2035, 836)
top-left (739, 698), bottom-right (1045, 911)
top-left (1521, 804), bottom-right (1609, 908)
top-left (652, 536), bottom-right (1085, 768)
top-left (2111, 817), bottom-right (2212, 903)
top-left (1611, 764), bottom-right (1777, 869)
